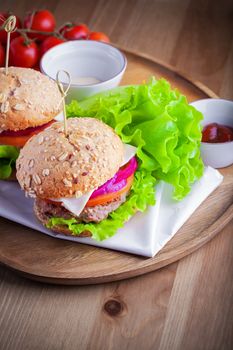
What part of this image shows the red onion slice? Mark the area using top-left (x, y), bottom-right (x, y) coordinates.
top-left (90, 156), bottom-right (138, 199)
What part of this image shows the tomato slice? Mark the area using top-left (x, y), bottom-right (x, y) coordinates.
top-left (0, 120), bottom-right (55, 147)
top-left (0, 135), bottom-right (30, 148)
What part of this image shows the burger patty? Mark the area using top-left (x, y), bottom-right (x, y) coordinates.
top-left (34, 193), bottom-right (127, 224)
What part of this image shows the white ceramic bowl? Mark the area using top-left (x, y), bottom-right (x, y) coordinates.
top-left (190, 99), bottom-right (233, 168)
top-left (40, 40), bottom-right (127, 102)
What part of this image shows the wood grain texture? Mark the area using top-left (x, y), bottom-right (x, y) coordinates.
top-left (1, 51), bottom-right (232, 285)
top-left (0, 0), bottom-right (233, 349)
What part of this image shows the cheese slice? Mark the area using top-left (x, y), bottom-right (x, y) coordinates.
top-left (57, 190), bottom-right (94, 216)
top-left (122, 144), bottom-right (137, 165)
top-left (51, 144), bottom-right (137, 217)
top-left (54, 111), bottom-right (64, 122)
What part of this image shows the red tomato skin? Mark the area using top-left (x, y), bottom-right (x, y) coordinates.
top-left (0, 13), bottom-right (21, 44)
top-left (202, 123), bottom-right (233, 143)
top-left (63, 24), bottom-right (89, 40)
top-left (40, 36), bottom-right (65, 56)
top-left (59, 23), bottom-right (74, 35)
top-left (9, 36), bottom-right (39, 68)
top-left (24, 10), bottom-right (55, 41)
top-left (88, 32), bottom-right (110, 43)
top-left (32, 64), bottom-right (41, 71)
top-left (0, 42), bottom-right (5, 66)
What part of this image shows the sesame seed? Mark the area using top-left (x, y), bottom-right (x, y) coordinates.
top-left (13, 103), bottom-right (25, 111)
top-left (75, 190), bottom-right (82, 197)
top-left (63, 178), bottom-right (72, 187)
top-left (0, 101), bottom-right (9, 113)
top-left (28, 159), bottom-right (34, 168)
top-left (0, 93), bottom-right (7, 103)
top-left (38, 136), bottom-right (44, 145)
top-left (25, 175), bottom-right (31, 188)
top-left (33, 174), bottom-right (42, 185)
top-left (42, 169), bottom-right (50, 177)
top-left (58, 152), bottom-right (68, 161)
top-left (28, 190), bottom-right (36, 198)
top-left (71, 161), bottom-right (77, 168)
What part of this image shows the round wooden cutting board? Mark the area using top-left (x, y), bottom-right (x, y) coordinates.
top-left (0, 50), bottom-right (232, 285)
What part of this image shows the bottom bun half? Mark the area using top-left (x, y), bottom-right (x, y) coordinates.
top-left (34, 200), bottom-right (92, 238)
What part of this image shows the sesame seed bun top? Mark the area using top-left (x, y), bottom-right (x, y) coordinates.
top-left (16, 118), bottom-right (124, 199)
top-left (0, 67), bottom-right (62, 132)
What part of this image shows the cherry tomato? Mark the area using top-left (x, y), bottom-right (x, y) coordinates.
top-left (89, 32), bottom-right (110, 43)
top-left (0, 13), bottom-right (21, 45)
top-left (59, 22), bottom-right (74, 35)
top-left (9, 36), bottom-right (39, 68)
top-left (24, 10), bottom-right (55, 41)
top-left (40, 36), bottom-right (65, 56)
top-left (202, 123), bottom-right (233, 143)
top-left (62, 24), bottom-right (89, 40)
top-left (0, 42), bottom-right (5, 66)
top-left (32, 64), bottom-right (41, 71)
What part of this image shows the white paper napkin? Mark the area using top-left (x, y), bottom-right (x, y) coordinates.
top-left (0, 167), bottom-right (223, 257)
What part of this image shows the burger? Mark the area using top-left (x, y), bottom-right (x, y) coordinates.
top-left (16, 117), bottom-right (138, 238)
top-left (0, 67), bottom-right (62, 180)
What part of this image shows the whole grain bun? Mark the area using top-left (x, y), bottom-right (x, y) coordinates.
top-left (0, 67), bottom-right (62, 132)
top-left (34, 201), bottom-right (91, 237)
top-left (16, 117), bottom-right (124, 199)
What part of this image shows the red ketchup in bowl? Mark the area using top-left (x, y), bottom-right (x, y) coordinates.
top-left (202, 123), bottom-right (233, 143)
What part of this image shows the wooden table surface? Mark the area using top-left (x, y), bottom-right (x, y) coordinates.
top-left (0, 0), bottom-right (232, 349)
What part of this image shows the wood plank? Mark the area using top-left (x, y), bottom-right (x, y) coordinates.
top-left (0, 263), bottom-right (178, 350)
top-left (159, 221), bottom-right (233, 350)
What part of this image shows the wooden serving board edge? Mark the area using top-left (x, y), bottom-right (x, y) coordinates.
top-left (1, 203), bottom-right (232, 285)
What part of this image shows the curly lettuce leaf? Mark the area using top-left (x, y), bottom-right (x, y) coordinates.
top-left (67, 78), bottom-right (204, 199)
top-left (0, 145), bottom-right (19, 179)
top-left (47, 169), bottom-right (156, 241)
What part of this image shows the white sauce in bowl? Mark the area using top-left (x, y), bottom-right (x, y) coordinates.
top-left (72, 77), bottom-right (101, 85)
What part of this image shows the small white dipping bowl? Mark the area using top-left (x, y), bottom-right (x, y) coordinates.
top-left (40, 40), bottom-right (127, 102)
top-left (190, 99), bottom-right (233, 168)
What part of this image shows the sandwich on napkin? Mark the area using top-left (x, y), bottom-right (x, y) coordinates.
top-left (16, 117), bottom-right (147, 239)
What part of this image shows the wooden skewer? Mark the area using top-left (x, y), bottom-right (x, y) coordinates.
top-left (3, 15), bottom-right (17, 75)
top-left (56, 70), bottom-right (71, 137)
